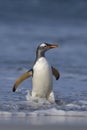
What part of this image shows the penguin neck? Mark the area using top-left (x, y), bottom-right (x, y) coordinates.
top-left (36, 49), bottom-right (45, 61)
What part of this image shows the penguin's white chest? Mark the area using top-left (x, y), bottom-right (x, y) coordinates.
top-left (32, 57), bottom-right (53, 98)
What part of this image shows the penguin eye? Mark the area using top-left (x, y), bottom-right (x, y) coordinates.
top-left (44, 46), bottom-right (47, 48)
top-left (44, 45), bottom-right (47, 48)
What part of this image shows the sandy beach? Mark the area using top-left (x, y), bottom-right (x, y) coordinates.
top-left (0, 124), bottom-right (87, 130)
top-left (0, 116), bottom-right (87, 130)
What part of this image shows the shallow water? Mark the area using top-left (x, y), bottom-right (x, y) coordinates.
top-left (0, 1), bottom-right (87, 123)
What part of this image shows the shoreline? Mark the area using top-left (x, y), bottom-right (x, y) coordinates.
top-left (0, 116), bottom-right (87, 130)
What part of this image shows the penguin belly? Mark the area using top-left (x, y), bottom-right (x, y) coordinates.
top-left (32, 57), bottom-right (53, 99)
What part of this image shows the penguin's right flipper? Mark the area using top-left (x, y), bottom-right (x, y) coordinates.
top-left (12, 69), bottom-right (33, 92)
top-left (51, 66), bottom-right (60, 80)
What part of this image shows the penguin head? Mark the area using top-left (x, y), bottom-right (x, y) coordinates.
top-left (38, 43), bottom-right (58, 52)
top-left (36, 43), bottom-right (58, 59)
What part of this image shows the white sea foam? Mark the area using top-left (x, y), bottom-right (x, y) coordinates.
top-left (0, 112), bottom-right (12, 117)
top-left (28, 108), bottom-right (87, 117)
top-left (1, 91), bottom-right (87, 118)
top-left (26, 90), bottom-right (51, 105)
top-left (0, 109), bottom-right (87, 118)
top-left (24, 90), bottom-right (87, 117)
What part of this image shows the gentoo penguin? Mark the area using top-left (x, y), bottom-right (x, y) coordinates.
top-left (13, 43), bottom-right (60, 103)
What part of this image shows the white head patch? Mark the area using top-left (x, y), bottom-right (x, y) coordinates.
top-left (40, 43), bottom-right (46, 47)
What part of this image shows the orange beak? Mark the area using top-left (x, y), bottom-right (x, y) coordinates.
top-left (49, 44), bottom-right (58, 49)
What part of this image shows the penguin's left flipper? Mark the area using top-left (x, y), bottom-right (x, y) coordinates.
top-left (12, 69), bottom-right (33, 92)
top-left (51, 66), bottom-right (60, 80)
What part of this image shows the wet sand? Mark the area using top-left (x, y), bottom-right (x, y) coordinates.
top-left (0, 124), bottom-right (87, 130)
top-left (0, 122), bottom-right (87, 130)
top-left (0, 116), bottom-right (87, 130)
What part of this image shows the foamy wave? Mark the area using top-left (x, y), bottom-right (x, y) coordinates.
top-left (26, 90), bottom-right (52, 105)
top-left (0, 112), bottom-right (12, 117)
top-left (31, 108), bottom-right (87, 117)
top-left (1, 91), bottom-right (87, 118)
top-left (0, 109), bottom-right (87, 118)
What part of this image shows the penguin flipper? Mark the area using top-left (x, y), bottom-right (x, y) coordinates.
top-left (51, 66), bottom-right (60, 80)
top-left (12, 69), bottom-right (33, 92)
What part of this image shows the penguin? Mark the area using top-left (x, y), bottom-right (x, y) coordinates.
top-left (13, 43), bottom-right (60, 103)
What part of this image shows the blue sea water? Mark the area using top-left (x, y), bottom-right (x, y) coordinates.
top-left (0, 0), bottom-right (87, 121)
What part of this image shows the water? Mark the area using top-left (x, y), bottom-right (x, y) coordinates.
top-left (0, 0), bottom-right (87, 123)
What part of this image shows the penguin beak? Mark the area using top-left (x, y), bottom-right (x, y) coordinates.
top-left (48, 44), bottom-right (58, 49)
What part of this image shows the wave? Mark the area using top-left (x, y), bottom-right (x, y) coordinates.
top-left (0, 91), bottom-right (87, 118)
top-left (0, 108), bottom-right (87, 118)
